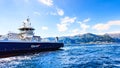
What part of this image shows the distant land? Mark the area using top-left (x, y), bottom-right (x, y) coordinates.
top-left (45, 33), bottom-right (120, 44)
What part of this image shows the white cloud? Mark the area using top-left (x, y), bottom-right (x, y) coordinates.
top-left (93, 31), bottom-right (120, 35)
top-left (108, 20), bottom-right (120, 25)
top-left (92, 23), bottom-right (109, 31)
top-left (61, 16), bottom-right (76, 24)
top-left (106, 31), bottom-right (120, 34)
top-left (38, 0), bottom-right (64, 16)
top-left (83, 18), bottom-right (90, 23)
top-left (41, 26), bottom-right (48, 30)
top-left (78, 22), bottom-right (90, 34)
top-left (77, 18), bottom-right (90, 34)
top-left (38, 0), bottom-right (53, 6)
top-left (57, 8), bottom-right (64, 16)
top-left (72, 29), bottom-right (79, 33)
top-left (57, 16), bottom-right (77, 32)
top-left (92, 20), bottom-right (120, 31)
top-left (34, 12), bottom-right (40, 16)
top-left (80, 23), bottom-right (90, 32)
top-left (70, 29), bottom-right (80, 36)
top-left (48, 8), bottom-right (64, 16)
top-left (57, 24), bottom-right (67, 32)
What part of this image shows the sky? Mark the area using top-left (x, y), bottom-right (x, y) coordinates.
top-left (0, 0), bottom-right (120, 38)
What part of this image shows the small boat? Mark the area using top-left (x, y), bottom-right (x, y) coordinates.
top-left (0, 17), bottom-right (64, 57)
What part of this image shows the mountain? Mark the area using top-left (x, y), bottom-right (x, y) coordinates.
top-left (58, 33), bottom-right (115, 44)
top-left (107, 33), bottom-right (120, 43)
top-left (107, 33), bottom-right (120, 39)
top-left (46, 33), bottom-right (120, 44)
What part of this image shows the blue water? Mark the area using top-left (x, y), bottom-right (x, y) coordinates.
top-left (1, 44), bottom-right (120, 68)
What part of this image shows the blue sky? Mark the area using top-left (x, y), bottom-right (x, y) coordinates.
top-left (0, 0), bottom-right (120, 37)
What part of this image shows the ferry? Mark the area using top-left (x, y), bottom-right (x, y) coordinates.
top-left (0, 18), bottom-right (64, 57)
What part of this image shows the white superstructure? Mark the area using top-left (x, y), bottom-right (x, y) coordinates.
top-left (0, 17), bottom-right (41, 42)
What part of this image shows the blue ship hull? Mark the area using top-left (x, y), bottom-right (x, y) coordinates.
top-left (0, 41), bottom-right (64, 57)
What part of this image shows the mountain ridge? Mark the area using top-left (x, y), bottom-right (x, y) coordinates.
top-left (45, 33), bottom-right (120, 44)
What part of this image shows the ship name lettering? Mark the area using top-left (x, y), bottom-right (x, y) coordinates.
top-left (31, 45), bottom-right (40, 48)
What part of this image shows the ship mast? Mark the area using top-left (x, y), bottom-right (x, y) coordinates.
top-left (19, 17), bottom-right (35, 40)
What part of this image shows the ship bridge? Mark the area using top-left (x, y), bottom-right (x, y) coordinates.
top-left (19, 17), bottom-right (36, 40)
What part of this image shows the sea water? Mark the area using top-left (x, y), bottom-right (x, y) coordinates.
top-left (0, 44), bottom-right (120, 68)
